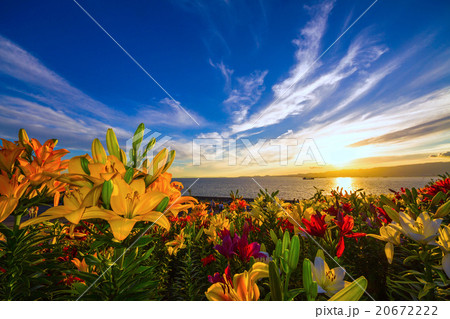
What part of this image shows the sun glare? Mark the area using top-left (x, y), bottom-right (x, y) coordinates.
top-left (334, 177), bottom-right (354, 193)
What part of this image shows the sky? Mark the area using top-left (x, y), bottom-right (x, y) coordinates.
top-left (0, 0), bottom-right (450, 177)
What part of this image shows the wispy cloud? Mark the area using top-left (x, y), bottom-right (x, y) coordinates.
top-left (230, 31), bottom-right (387, 133)
top-left (0, 34), bottom-right (201, 150)
top-left (224, 70), bottom-right (268, 123)
top-left (430, 151), bottom-right (450, 158)
top-left (0, 35), bottom-right (119, 121)
top-left (349, 115), bottom-right (450, 147)
top-left (137, 98), bottom-right (205, 128)
top-left (209, 59), bottom-right (234, 90)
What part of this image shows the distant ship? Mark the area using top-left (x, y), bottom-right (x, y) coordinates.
top-left (303, 177), bottom-right (314, 180)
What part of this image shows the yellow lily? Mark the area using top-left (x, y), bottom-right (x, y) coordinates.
top-left (166, 228), bottom-right (186, 255)
top-left (436, 225), bottom-right (450, 279)
top-left (205, 262), bottom-right (269, 301)
top-left (311, 256), bottom-right (350, 297)
top-left (367, 224), bottom-right (402, 264)
top-left (0, 171), bottom-right (29, 223)
top-left (20, 185), bottom-right (101, 227)
top-left (204, 213), bottom-right (230, 243)
top-left (392, 211), bottom-right (442, 245)
top-left (82, 177), bottom-right (170, 241)
top-left (68, 154), bottom-right (126, 186)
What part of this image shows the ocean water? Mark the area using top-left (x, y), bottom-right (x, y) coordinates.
top-left (176, 176), bottom-right (438, 200)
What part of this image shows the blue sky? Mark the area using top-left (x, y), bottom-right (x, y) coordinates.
top-left (0, 0), bottom-right (449, 177)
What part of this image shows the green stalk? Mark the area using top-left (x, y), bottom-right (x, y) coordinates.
top-left (13, 214), bottom-right (22, 232)
top-left (284, 271), bottom-right (291, 300)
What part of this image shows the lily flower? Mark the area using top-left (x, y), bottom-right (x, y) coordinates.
top-left (18, 138), bottom-right (69, 185)
top-left (0, 139), bottom-right (23, 173)
top-left (205, 262), bottom-right (269, 301)
top-left (20, 185), bottom-right (102, 227)
top-left (334, 213), bottom-right (366, 257)
top-left (436, 225), bottom-right (450, 278)
top-left (82, 177), bottom-right (170, 241)
top-left (0, 171), bottom-right (30, 223)
top-left (367, 224), bottom-right (402, 263)
top-left (393, 211), bottom-right (442, 245)
top-left (234, 222), bottom-right (267, 262)
top-left (301, 212), bottom-right (328, 237)
top-left (310, 256), bottom-right (350, 297)
top-left (72, 255), bottom-right (97, 274)
top-left (166, 229), bottom-right (186, 255)
top-left (214, 234), bottom-right (236, 259)
top-left (147, 172), bottom-right (197, 216)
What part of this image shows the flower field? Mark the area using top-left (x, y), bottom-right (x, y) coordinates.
top-left (0, 125), bottom-right (449, 301)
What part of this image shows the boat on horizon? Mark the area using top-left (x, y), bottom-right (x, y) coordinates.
top-left (303, 177), bottom-right (315, 180)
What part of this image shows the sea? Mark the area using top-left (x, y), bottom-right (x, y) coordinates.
top-left (176, 176), bottom-right (438, 200)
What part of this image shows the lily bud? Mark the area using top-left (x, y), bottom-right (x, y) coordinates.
top-left (288, 235), bottom-right (300, 271)
top-left (80, 157), bottom-right (91, 175)
top-left (18, 128), bottom-right (29, 145)
top-left (124, 167), bottom-right (134, 184)
top-left (269, 261), bottom-right (283, 301)
top-left (155, 197), bottom-right (170, 212)
top-left (92, 138), bottom-right (107, 164)
top-left (106, 128), bottom-right (121, 159)
top-left (101, 180), bottom-right (114, 209)
top-left (328, 276), bottom-right (367, 301)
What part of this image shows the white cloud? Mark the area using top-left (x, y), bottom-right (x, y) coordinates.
top-left (0, 35), bottom-right (117, 121)
top-left (224, 70), bottom-right (268, 123)
top-left (209, 59), bottom-right (234, 90)
top-left (0, 35), bottom-right (202, 150)
top-left (230, 32), bottom-right (387, 134)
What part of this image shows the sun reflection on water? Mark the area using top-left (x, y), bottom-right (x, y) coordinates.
top-left (334, 177), bottom-right (355, 193)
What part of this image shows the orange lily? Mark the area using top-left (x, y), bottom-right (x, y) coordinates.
top-left (0, 171), bottom-right (29, 223)
top-left (0, 139), bottom-right (24, 173)
top-left (18, 138), bottom-right (69, 185)
top-left (148, 172), bottom-right (197, 216)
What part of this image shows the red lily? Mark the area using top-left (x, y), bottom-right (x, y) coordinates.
top-left (301, 212), bottom-right (327, 237)
top-left (201, 254), bottom-right (216, 267)
top-left (334, 213), bottom-right (366, 257)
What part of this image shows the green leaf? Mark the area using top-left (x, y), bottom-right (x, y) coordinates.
top-left (84, 254), bottom-right (102, 266)
top-left (270, 229), bottom-right (278, 245)
top-left (328, 276), bottom-right (367, 301)
top-left (418, 282), bottom-right (435, 299)
top-left (380, 195), bottom-right (396, 209)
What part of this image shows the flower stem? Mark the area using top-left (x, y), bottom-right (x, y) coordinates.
top-left (13, 214), bottom-right (22, 232)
